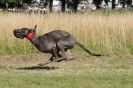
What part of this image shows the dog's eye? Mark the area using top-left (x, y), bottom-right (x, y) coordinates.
top-left (18, 30), bottom-right (21, 32)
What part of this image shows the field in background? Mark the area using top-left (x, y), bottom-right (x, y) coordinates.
top-left (0, 11), bottom-right (133, 55)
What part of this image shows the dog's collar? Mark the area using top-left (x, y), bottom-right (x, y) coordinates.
top-left (25, 32), bottom-right (35, 40)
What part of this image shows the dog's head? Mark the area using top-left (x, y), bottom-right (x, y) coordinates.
top-left (13, 25), bottom-right (37, 39)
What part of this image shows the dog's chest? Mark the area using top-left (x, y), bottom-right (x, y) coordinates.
top-left (32, 37), bottom-right (56, 52)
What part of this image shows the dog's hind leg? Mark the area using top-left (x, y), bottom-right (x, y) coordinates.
top-left (57, 41), bottom-right (68, 61)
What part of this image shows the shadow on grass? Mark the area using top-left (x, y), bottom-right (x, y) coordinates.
top-left (16, 66), bottom-right (59, 70)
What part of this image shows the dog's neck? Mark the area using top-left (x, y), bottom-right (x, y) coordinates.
top-left (25, 32), bottom-right (39, 46)
top-left (25, 32), bottom-right (35, 40)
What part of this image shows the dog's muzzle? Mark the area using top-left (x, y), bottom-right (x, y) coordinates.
top-left (13, 29), bottom-right (25, 39)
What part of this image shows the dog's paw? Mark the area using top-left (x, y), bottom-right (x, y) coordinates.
top-left (38, 63), bottom-right (45, 66)
top-left (38, 61), bottom-right (52, 66)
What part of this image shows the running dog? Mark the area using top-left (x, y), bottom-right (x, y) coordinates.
top-left (13, 25), bottom-right (101, 66)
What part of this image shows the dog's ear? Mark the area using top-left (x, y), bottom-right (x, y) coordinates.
top-left (34, 25), bottom-right (37, 30)
top-left (33, 25), bottom-right (37, 32)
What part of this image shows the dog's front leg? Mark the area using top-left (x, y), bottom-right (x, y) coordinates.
top-left (38, 48), bottom-right (57, 66)
top-left (38, 55), bottom-right (55, 66)
top-left (38, 48), bottom-right (58, 66)
top-left (38, 59), bottom-right (52, 66)
top-left (52, 48), bottom-right (59, 60)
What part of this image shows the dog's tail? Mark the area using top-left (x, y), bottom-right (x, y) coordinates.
top-left (75, 42), bottom-right (101, 56)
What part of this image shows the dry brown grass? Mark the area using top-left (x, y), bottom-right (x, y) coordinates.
top-left (0, 12), bottom-right (133, 55)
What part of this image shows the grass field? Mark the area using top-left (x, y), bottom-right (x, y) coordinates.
top-left (0, 10), bottom-right (133, 88)
top-left (0, 54), bottom-right (133, 88)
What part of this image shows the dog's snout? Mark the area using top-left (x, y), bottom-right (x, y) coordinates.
top-left (13, 29), bottom-right (16, 34)
top-left (13, 29), bottom-right (18, 33)
top-left (13, 29), bottom-right (16, 32)
top-left (13, 29), bottom-right (25, 39)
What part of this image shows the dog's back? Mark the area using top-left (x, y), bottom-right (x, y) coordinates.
top-left (43, 30), bottom-right (72, 41)
top-left (37, 30), bottom-right (75, 44)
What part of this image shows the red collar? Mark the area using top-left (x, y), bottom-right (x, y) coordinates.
top-left (25, 32), bottom-right (35, 40)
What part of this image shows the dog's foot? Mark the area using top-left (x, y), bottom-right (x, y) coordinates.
top-left (54, 57), bottom-right (76, 62)
top-left (53, 58), bottom-right (66, 62)
top-left (38, 60), bottom-right (52, 66)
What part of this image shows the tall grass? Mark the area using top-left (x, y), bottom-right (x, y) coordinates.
top-left (0, 11), bottom-right (133, 55)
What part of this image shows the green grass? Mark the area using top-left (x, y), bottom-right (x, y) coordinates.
top-left (1, 74), bottom-right (133, 88)
top-left (0, 55), bottom-right (133, 88)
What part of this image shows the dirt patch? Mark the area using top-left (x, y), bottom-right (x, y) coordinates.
top-left (0, 54), bottom-right (46, 62)
top-left (0, 53), bottom-right (132, 63)
top-left (0, 53), bottom-right (133, 73)
top-left (0, 53), bottom-right (100, 65)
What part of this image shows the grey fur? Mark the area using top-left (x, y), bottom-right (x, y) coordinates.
top-left (13, 25), bottom-right (101, 65)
